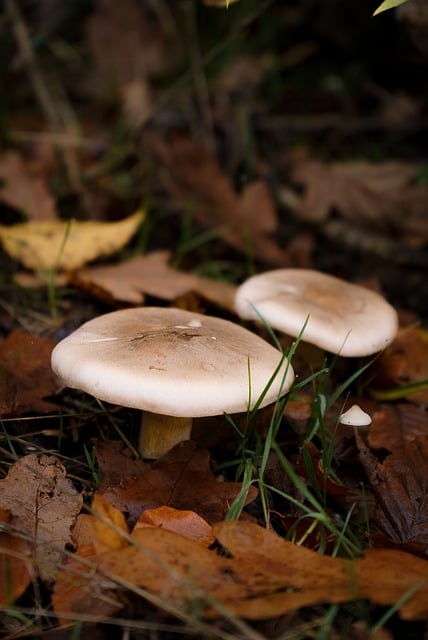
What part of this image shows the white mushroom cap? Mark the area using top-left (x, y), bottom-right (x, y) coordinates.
top-left (51, 307), bottom-right (294, 417)
top-left (235, 269), bottom-right (398, 357)
top-left (339, 404), bottom-right (372, 426)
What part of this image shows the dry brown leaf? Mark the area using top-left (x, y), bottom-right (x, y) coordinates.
top-left (52, 521), bottom-right (349, 622)
top-left (218, 522), bottom-right (428, 620)
top-left (156, 137), bottom-right (290, 266)
top-left (0, 329), bottom-right (60, 416)
top-left (370, 327), bottom-right (428, 404)
top-left (134, 506), bottom-right (215, 546)
top-left (53, 519), bottom-right (428, 623)
top-left (357, 433), bottom-right (428, 554)
top-left (0, 508), bottom-right (32, 605)
top-left (0, 210), bottom-right (143, 272)
top-left (72, 250), bottom-right (237, 311)
top-left (291, 157), bottom-right (428, 239)
top-left (367, 404), bottom-right (428, 450)
top-left (0, 151), bottom-right (58, 221)
top-left (0, 454), bottom-right (82, 581)
top-left (97, 440), bottom-right (258, 526)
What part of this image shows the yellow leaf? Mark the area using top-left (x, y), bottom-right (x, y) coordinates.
top-left (0, 210), bottom-right (144, 272)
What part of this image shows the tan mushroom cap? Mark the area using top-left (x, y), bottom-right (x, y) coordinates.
top-left (235, 269), bottom-right (399, 357)
top-left (51, 307), bottom-right (294, 417)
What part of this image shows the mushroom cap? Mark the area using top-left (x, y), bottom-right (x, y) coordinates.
top-left (339, 404), bottom-right (372, 426)
top-left (235, 269), bottom-right (398, 356)
top-left (51, 307), bottom-right (294, 417)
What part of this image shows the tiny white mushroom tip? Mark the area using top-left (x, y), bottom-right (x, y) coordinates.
top-left (339, 404), bottom-right (372, 426)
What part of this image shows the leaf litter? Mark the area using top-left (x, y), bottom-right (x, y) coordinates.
top-left (1, 0), bottom-right (428, 635)
top-left (53, 515), bottom-right (428, 623)
top-left (96, 440), bottom-right (257, 527)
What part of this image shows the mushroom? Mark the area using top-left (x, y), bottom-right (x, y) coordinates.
top-left (234, 269), bottom-right (398, 357)
top-left (51, 307), bottom-right (294, 458)
top-left (339, 404), bottom-right (372, 426)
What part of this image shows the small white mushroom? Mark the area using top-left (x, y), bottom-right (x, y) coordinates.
top-left (51, 307), bottom-right (294, 458)
top-left (339, 404), bottom-right (372, 426)
top-left (235, 269), bottom-right (398, 356)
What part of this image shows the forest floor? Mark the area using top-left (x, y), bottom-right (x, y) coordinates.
top-left (0, 1), bottom-right (428, 639)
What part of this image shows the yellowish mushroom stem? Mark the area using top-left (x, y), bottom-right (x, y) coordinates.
top-left (138, 412), bottom-right (193, 459)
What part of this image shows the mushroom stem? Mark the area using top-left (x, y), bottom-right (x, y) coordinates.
top-left (138, 412), bottom-right (193, 459)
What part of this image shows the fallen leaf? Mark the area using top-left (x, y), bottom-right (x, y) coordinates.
top-left (0, 210), bottom-right (143, 272)
top-left (134, 506), bottom-right (215, 546)
top-left (357, 433), bottom-right (428, 555)
top-left (0, 454), bottom-right (82, 581)
top-left (0, 508), bottom-right (32, 605)
top-left (52, 495), bottom-right (128, 624)
top-left (72, 250), bottom-right (237, 311)
top-left (0, 329), bottom-right (60, 416)
top-left (97, 440), bottom-right (258, 526)
top-left (53, 519), bottom-right (428, 623)
top-left (367, 404), bottom-right (428, 451)
top-left (73, 494), bottom-right (129, 555)
top-left (94, 440), bottom-right (147, 487)
top-left (370, 327), bottom-right (428, 404)
top-left (156, 137), bottom-right (290, 266)
top-left (291, 157), bottom-right (428, 240)
top-left (215, 522), bottom-right (428, 620)
top-left (0, 151), bottom-right (58, 221)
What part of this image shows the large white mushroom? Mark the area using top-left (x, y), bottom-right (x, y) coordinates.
top-left (51, 307), bottom-right (294, 458)
top-left (235, 269), bottom-right (398, 357)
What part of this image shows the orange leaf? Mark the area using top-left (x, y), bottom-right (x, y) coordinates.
top-left (0, 508), bottom-right (32, 605)
top-left (53, 520), bottom-right (428, 623)
top-left (73, 495), bottom-right (129, 555)
top-left (134, 506), bottom-right (215, 546)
